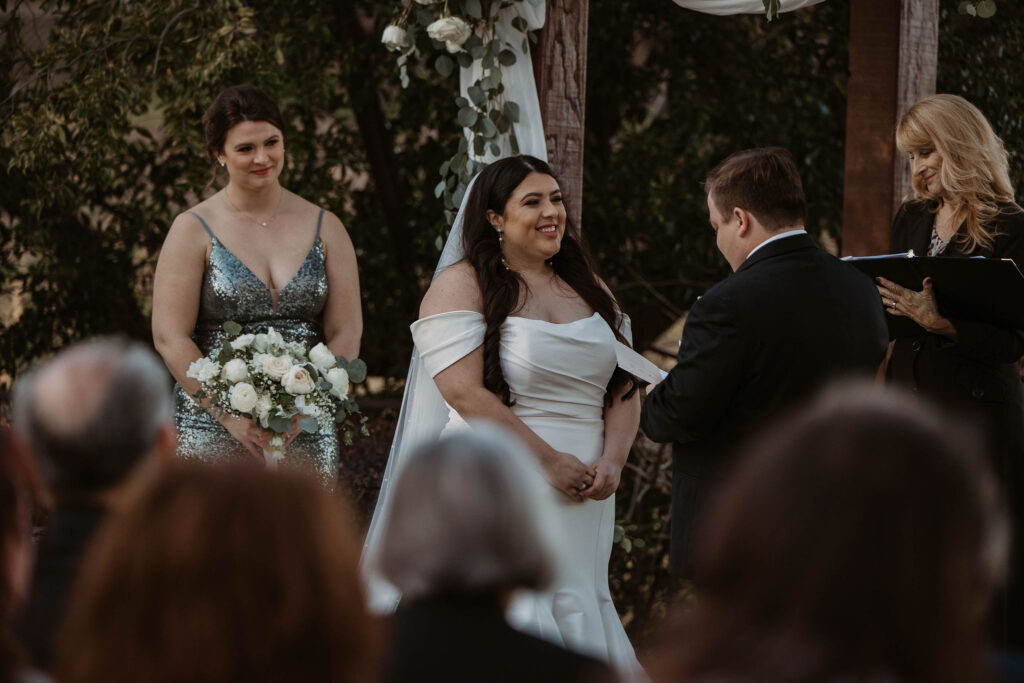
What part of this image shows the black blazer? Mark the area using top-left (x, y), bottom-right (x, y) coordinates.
top-left (640, 233), bottom-right (888, 577)
top-left (381, 595), bottom-right (617, 683)
top-left (16, 502), bottom-right (107, 670)
top-left (888, 200), bottom-right (1024, 448)
top-left (889, 200), bottom-right (1024, 650)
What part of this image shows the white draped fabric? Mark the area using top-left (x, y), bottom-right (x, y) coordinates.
top-left (671, 0), bottom-right (825, 14)
top-left (461, 2), bottom-right (547, 162)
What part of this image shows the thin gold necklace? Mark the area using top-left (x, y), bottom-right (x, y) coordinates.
top-left (224, 187), bottom-right (283, 228)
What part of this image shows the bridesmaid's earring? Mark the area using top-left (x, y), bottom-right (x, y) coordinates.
top-left (219, 161), bottom-right (226, 167)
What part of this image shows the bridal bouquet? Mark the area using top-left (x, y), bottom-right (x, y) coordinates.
top-left (187, 321), bottom-right (368, 466)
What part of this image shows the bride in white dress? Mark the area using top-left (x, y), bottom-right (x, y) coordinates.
top-left (362, 155), bottom-right (642, 674)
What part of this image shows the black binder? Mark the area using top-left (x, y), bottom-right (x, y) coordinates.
top-left (843, 253), bottom-right (1024, 339)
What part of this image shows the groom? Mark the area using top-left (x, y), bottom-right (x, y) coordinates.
top-left (641, 147), bottom-right (888, 578)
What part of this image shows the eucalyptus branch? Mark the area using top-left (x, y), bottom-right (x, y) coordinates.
top-left (382, 0), bottom-right (538, 232)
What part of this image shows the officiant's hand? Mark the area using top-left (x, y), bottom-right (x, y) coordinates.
top-left (580, 456), bottom-right (621, 501)
top-left (876, 277), bottom-right (957, 339)
top-left (219, 414), bottom-right (271, 460)
top-left (543, 451), bottom-right (596, 503)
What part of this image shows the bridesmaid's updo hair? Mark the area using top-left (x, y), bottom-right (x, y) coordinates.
top-left (202, 84), bottom-right (285, 160)
top-left (460, 155), bottom-right (637, 406)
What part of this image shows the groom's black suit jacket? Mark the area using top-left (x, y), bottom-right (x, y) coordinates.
top-left (640, 233), bottom-right (888, 577)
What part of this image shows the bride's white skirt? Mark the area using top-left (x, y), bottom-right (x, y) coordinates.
top-left (503, 414), bottom-right (643, 675)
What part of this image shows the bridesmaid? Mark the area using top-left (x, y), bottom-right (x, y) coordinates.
top-left (152, 84), bottom-right (361, 484)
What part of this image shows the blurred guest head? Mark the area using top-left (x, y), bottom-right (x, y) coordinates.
top-left (656, 382), bottom-right (1007, 683)
top-left (704, 147), bottom-right (807, 271)
top-left (896, 93), bottom-right (1013, 252)
top-left (0, 426), bottom-right (45, 675)
top-left (376, 423), bottom-right (557, 602)
top-left (13, 336), bottom-right (175, 499)
top-left (58, 462), bottom-right (377, 683)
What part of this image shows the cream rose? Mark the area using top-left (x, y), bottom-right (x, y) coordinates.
top-left (254, 393), bottom-right (273, 426)
top-left (186, 357), bottom-right (221, 383)
top-left (259, 354), bottom-right (293, 381)
top-left (221, 358), bottom-right (249, 383)
top-left (252, 333), bottom-right (269, 352)
top-left (266, 327), bottom-right (284, 348)
top-left (229, 382), bottom-right (259, 413)
top-left (309, 343), bottom-right (337, 372)
top-left (326, 367), bottom-right (350, 400)
top-left (282, 365), bottom-right (315, 395)
top-left (427, 16), bottom-right (472, 46)
top-left (229, 333), bottom-right (256, 351)
top-left (381, 24), bottom-right (407, 51)
top-left (445, 40), bottom-right (462, 54)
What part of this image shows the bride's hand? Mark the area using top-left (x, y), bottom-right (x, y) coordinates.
top-left (219, 414), bottom-right (271, 460)
top-left (580, 456), bottom-right (621, 501)
top-left (542, 451), bottom-right (596, 503)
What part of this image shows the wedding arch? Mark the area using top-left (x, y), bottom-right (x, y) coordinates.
top-left (399, 0), bottom-right (941, 256)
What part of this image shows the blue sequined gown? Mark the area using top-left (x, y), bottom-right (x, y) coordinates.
top-left (173, 208), bottom-right (340, 485)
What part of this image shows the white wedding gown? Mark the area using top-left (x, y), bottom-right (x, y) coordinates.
top-left (409, 309), bottom-right (643, 674)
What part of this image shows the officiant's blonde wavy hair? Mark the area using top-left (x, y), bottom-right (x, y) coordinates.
top-left (896, 94), bottom-right (1015, 253)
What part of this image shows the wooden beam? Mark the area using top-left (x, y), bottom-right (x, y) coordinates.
top-left (892, 0), bottom-right (939, 215)
top-left (841, 0), bottom-right (938, 256)
top-left (534, 0), bottom-right (589, 229)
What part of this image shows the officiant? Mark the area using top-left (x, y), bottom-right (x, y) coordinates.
top-left (876, 94), bottom-right (1024, 650)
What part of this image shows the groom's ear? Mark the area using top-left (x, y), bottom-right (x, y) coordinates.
top-left (486, 209), bottom-right (502, 229)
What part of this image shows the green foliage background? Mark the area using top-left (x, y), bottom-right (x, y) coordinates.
top-left (2, 0), bottom-right (1023, 648)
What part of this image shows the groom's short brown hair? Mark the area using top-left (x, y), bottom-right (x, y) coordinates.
top-left (705, 147), bottom-right (806, 232)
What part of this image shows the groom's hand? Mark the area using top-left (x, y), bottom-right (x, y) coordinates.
top-left (581, 456), bottom-right (621, 501)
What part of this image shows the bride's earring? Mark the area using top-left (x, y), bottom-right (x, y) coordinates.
top-left (496, 228), bottom-right (510, 270)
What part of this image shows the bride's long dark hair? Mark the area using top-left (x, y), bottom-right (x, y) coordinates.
top-left (460, 155), bottom-right (637, 406)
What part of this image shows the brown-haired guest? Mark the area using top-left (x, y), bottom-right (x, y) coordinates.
top-left (56, 462), bottom-right (378, 683)
top-left (641, 147), bottom-right (888, 579)
top-left (876, 94), bottom-right (1024, 648)
top-left (0, 426), bottom-right (48, 683)
top-left (152, 84), bottom-right (362, 485)
top-left (652, 383), bottom-right (1008, 683)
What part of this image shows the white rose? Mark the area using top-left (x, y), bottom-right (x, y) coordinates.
top-left (266, 327), bottom-right (284, 349)
top-left (281, 365), bottom-right (315, 395)
top-left (381, 24), bottom-right (407, 51)
top-left (294, 395), bottom-right (321, 417)
top-left (309, 343), bottom-right (336, 371)
top-left (252, 333), bottom-right (269, 352)
top-left (230, 333), bottom-right (256, 350)
top-left (221, 358), bottom-right (249, 383)
top-left (326, 367), bottom-right (349, 400)
top-left (229, 382), bottom-right (259, 413)
top-left (427, 16), bottom-right (472, 46)
top-left (255, 393), bottom-right (273, 423)
top-left (186, 357), bottom-right (221, 383)
top-left (445, 40), bottom-right (462, 54)
top-left (259, 354), bottom-right (293, 381)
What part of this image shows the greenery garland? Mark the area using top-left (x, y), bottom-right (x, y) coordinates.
top-left (382, 0), bottom-right (540, 230)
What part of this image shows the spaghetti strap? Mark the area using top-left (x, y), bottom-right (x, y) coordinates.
top-left (315, 207), bottom-right (325, 239)
top-left (187, 210), bottom-right (215, 239)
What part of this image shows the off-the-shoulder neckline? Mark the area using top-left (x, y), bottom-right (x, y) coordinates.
top-left (415, 310), bottom-right (601, 326)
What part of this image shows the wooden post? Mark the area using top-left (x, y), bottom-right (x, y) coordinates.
top-left (533, 0), bottom-right (589, 229)
top-left (842, 0), bottom-right (938, 256)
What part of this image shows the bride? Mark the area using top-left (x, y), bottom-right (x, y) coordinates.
top-left (363, 155), bottom-right (642, 673)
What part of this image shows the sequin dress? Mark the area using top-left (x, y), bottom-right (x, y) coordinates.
top-left (174, 208), bottom-right (340, 485)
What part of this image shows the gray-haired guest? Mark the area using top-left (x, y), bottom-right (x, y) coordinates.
top-left (372, 423), bottom-right (618, 683)
top-left (11, 337), bottom-right (176, 670)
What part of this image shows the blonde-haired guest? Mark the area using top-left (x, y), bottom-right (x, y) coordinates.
top-left (875, 93), bottom-right (1024, 650)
